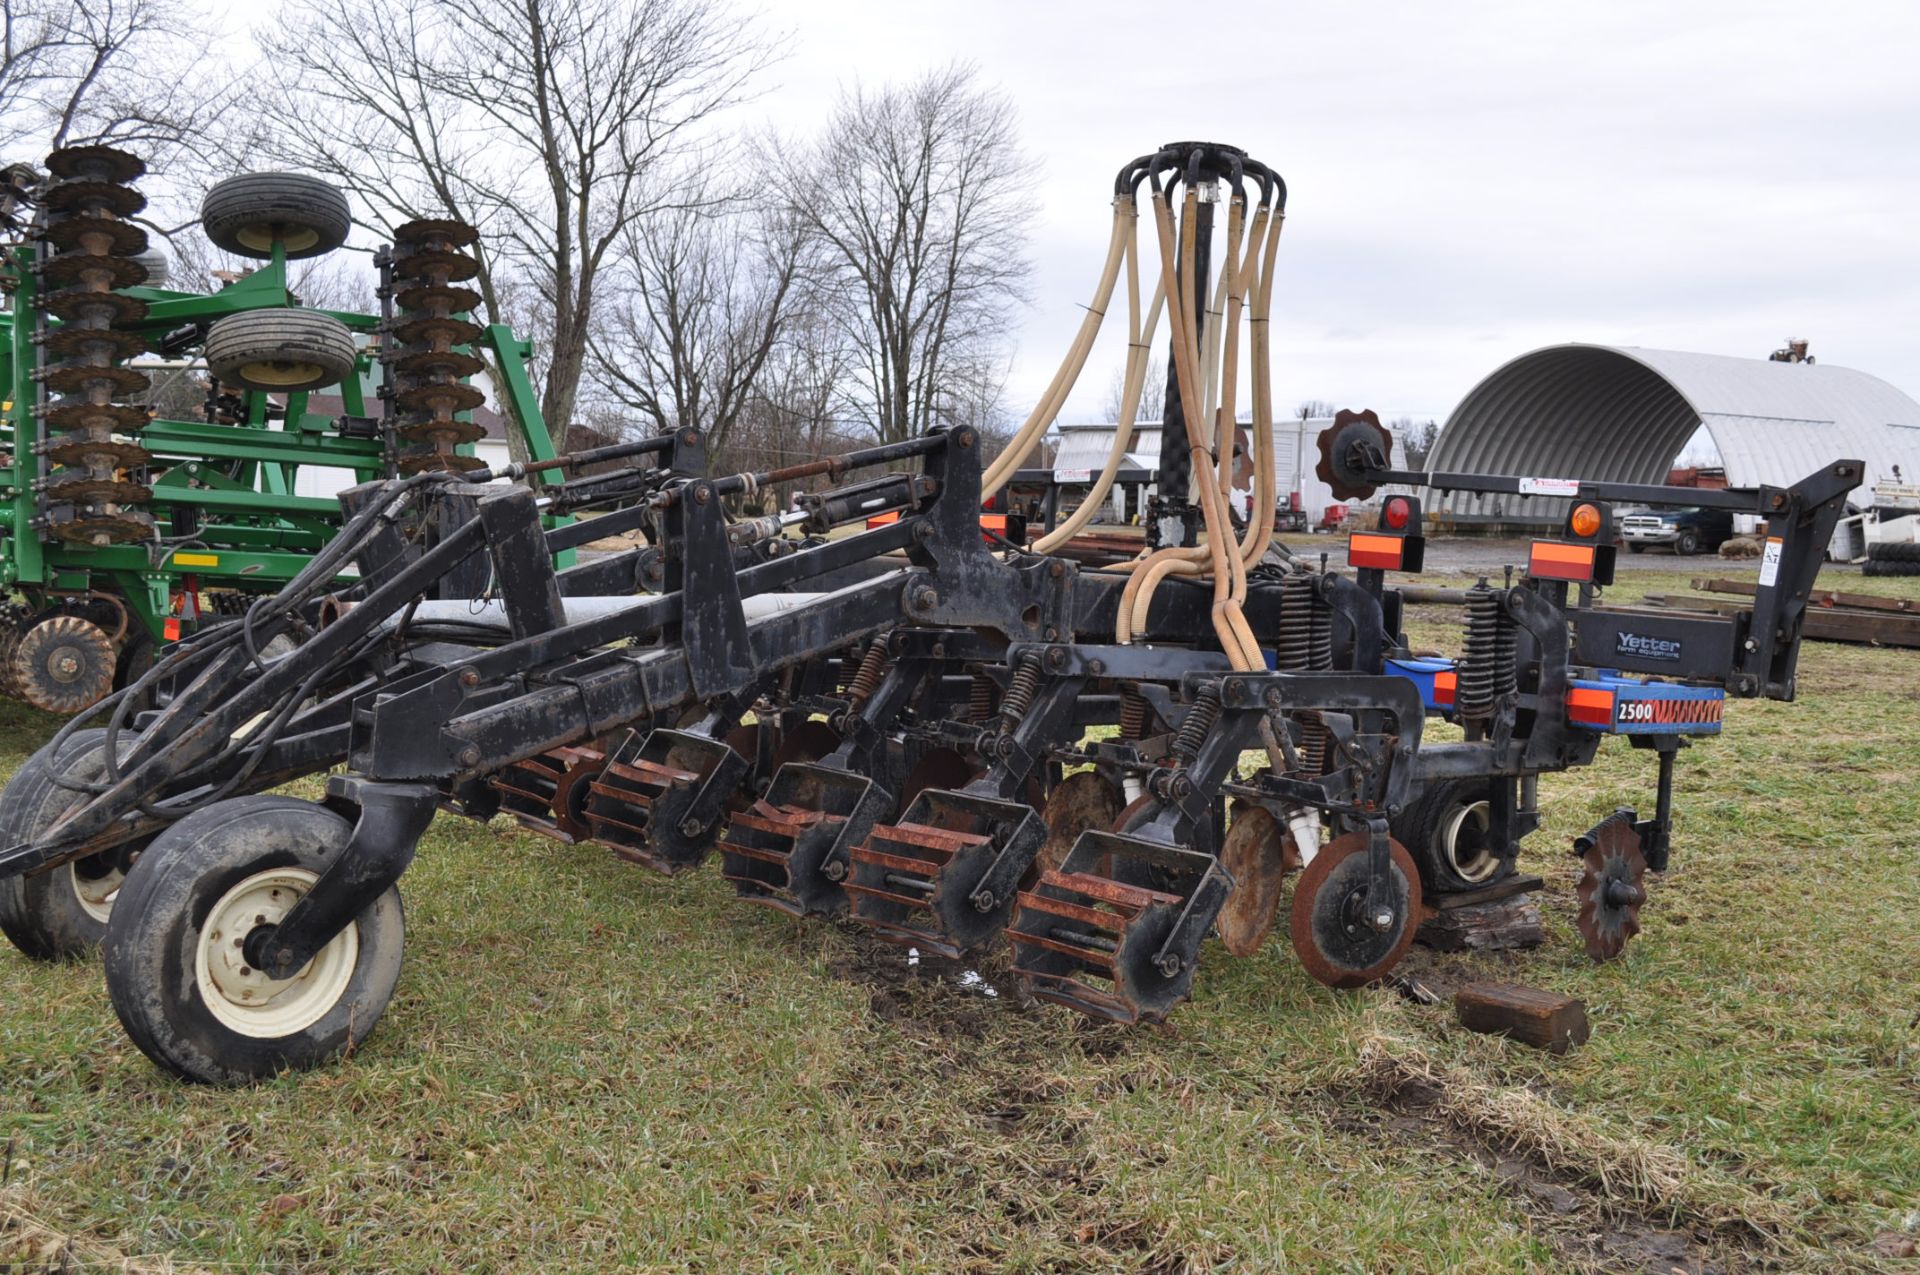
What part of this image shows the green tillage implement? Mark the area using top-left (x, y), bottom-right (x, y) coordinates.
top-left (0, 242), bottom-right (569, 711)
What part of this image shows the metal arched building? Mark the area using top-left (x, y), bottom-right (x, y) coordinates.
top-left (1426, 344), bottom-right (1920, 523)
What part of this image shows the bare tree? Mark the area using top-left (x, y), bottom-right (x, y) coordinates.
top-left (1, 0), bottom-right (228, 164)
top-left (586, 174), bottom-right (808, 464)
top-left (1102, 354), bottom-right (1163, 425)
top-left (256, 0), bottom-right (776, 449)
top-left (764, 64), bottom-right (1032, 445)
top-left (1393, 416), bottom-right (1440, 468)
top-left (1295, 399), bottom-right (1336, 424)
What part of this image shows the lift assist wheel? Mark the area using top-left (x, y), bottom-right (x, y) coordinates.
top-left (1575, 814), bottom-right (1649, 962)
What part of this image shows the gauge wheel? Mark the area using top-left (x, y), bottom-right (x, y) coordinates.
top-left (200, 172), bottom-right (351, 260)
top-left (0, 729), bottom-right (151, 960)
top-left (103, 795), bottom-right (405, 1085)
top-left (205, 309), bottom-right (357, 392)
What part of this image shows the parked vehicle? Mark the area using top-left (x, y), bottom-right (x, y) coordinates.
top-left (1618, 505), bottom-right (1735, 555)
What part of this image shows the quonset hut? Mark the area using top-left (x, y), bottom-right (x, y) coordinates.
top-left (1425, 344), bottom-right (1920, 527)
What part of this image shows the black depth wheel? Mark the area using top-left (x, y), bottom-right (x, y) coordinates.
top-left (0, 730), bottom-right (150, 959)
top-left (103, 796), bottom-right (405, 1085)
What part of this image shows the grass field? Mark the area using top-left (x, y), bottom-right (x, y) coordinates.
top-left (3, 566), bottom-right (1918, 1273)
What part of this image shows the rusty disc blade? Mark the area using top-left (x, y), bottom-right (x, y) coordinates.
top-left (1576, 818), bottom-right (1647, 962)
top-left (1289, 830), bottom-right (1423, 988)
top-left (393, 218), bottom-right (480, 249)
top-left (46, 144), bottom-right (145, 183)
top-left (43, 364), bottom-right (149, 396)
top-left (394, 283), bottom-right (482, 315)
top-left (42, 252), bottom-right (148, 289)
top-left (40, 216), bottom-right (148, 256)
top-left (42, 287), bottom-right (148, 325)
top-left (1216, 804), bottom-right (1293, 957)
top-left (1313, 407), bottom-right (1392, 502)
top-left (40, 179), bottom-right (145, 217)
top-left (42, 327), bottom-right (150, 361)
top-left (1034, 770), bottom-right (1123, 874)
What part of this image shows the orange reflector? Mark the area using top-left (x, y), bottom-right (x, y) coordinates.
top-left (979, 514), bottom-right (1008, 533)
top-left (1566, 686), bottom-right (1616, 726)
top-left (864, 511), bottom-right (901, 529)
top-left (1348, 532), bottom-right (1405, 571)
top-left (1434, 669), bottom-right (1457, 707)
top-left (162, 618), bottom-right (181, 641)
top-left (1529, 540), bottom-right (1597, 582)
top-left (1569, 503), bottom-right (1602, 538)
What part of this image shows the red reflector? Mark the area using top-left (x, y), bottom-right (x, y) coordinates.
top-left (1383, 497), bottom-right (1410, 529)
top-left (162, 618), bottom-right (181, 641)
top-left (1348, 532), bottom-right (1405, 571)
top-left (1529, 540), bottom-right (1596, 582)
top-left (1434, 670), bottom-right (1457, 707)
top-left (1567, 687), bottom-right (1616, 725)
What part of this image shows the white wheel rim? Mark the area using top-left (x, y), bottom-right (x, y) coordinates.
top-left (194, 868), bottom-right (359, 1038)
top-left (68, 859), bottom-right (124, 924)
top-left (1443, 800), bottom-right (1498, 883)
top-left (238, 359), bottom-right (327, 387)
top-left (236, 224), bottom-right (321, 253)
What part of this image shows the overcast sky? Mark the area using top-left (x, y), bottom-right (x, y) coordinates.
top-left (740, 0), bottom-right (1920, 431)
top-left (196, 0), bottom-right (1920, 435)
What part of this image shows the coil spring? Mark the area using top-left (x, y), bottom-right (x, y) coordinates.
top-left (1295, 711), bottom-right (1329, 775)
top-left (1277, 571), bottom-right (1332, 671)
top-left (1458, 581), bottom-right (1514, 717)
top-left (970, 672), bottom-right (999, 722)
top-left (845, 640), bottom-right (890, 708)
top-left (1172, 685), bottom-right (1223, 761)
top-left (998, 655), bottom-right (1043, 731)
top-left (1119, 688), bottom-right (1152, 740)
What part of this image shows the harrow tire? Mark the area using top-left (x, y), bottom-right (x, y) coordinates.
top-left (200, 172), bottom-right (351, 260)
top-left (103, 796), bottom-right (405, 1086)
top-left (1390, 779), bottom-right (1513, 896)
top-left (0, 730), bottom-right (147, 960)
top-left (1862, 557), bottom-right (1920, 577)
top-left (205, 309), bottom-right (357, 393)
top-left (1865, 541), bottom-right (1920, 564)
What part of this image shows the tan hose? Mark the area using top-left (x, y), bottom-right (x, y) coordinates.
top-left (1238, 208), bottom-right (1287, 569)
top-left (983, 198), bottom-right (1134, 498)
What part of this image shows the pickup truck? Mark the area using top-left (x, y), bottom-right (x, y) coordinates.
top-left (1617, 506), bottom-right (1736, 555)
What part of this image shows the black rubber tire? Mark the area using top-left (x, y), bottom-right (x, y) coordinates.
top-left (200, 172), bottom-right (350, 260)
top-left (131, 245), bottom-right (169, 288)
top-left (103, 795), bottom-right (404, 1085)
top-left (205, 309), bottom-right (357, 393)
top-left (1390, 779), bottom-right (1513, 895)
top-left (1626, 543), bottom-right (1647, 554)
top-left (1674, 529), bottom-right (1700, 556)
top-left (0, 729), bottom-right (148, 960)
top-left (1866, 540), bottom-right (1920, 564)
top-left (1863, 557), bottom-right (1920, 577)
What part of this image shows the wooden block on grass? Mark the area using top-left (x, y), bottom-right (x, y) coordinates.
top-left (1456, 983), bottom-right (1589, 1054)
top-left (1417, 897), bottom-right (1545, 953)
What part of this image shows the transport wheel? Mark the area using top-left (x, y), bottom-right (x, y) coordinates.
top-left (1674, 529), bottom-right (1700, 556)
top-left (0, 729), bottom-right (149, 960)
top-left (1389, 779), bottom-right (1512, 895)
top-left (11, 615), bottom-right (116, 714)
top-left (199, 172), bottom-right (351, 260)
top-left (1289, 831), bottom-right (1422, 989)
top-left (103, 796), bottom-right (405, 1085)
top-left (205, 309), bottom-right (357, 393)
